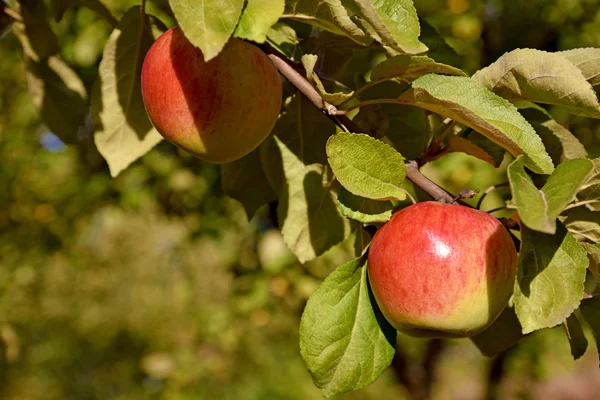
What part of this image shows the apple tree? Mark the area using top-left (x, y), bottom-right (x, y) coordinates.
top-left (4, 0), bottom-right (600, 397)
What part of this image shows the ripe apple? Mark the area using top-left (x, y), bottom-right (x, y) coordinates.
top-left (367, 201), bottom-right (518, 338)
top-left (141, 27), bottom-right (282, 163)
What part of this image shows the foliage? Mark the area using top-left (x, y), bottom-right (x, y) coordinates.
top-left (2, 0), bottom-right (600, 398)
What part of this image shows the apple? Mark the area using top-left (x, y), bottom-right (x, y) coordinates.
top-left (141, 27), bottom-right (282, 163)
top-left (367, 201), bottom-right (518, 338)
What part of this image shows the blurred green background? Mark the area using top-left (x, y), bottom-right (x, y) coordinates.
top-left (1, 0), bottom-right (600, 399)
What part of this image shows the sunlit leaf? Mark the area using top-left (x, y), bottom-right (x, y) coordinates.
top-left (581, 243), bottom-right (600, 281)
top-left (371, 54), bottom-right (465, 84)
top-left (92, 7), bottom-right (164, 177)
top-left (169, 0), bottom-right (244, 61)
top-left (266, 22), bottom-right (298, 57)
top-left (508, 156), bottom-right (593, 234)
top-left (563, 208), bottom-right (600, 243)
top-left (514, 223), bottom-right (588, 334)
top-left (283, 0), bottom-right (367, 45)
top-left (327, 132), bottom-right (407, 201)
top-left (473, 49), bottom-right (600, 118)
top-left (398, 74), bottom-right (554, 174)
top-left (343, 0), bottom-right (427, 54)
top-left (561, 48), bottom-right (600, 89)
top-left (235, 0), bottom-right (284, 43)
top-left (577, 158), bottom-right (600, 211)
top-left (299, 255), bottom-right (396, 397)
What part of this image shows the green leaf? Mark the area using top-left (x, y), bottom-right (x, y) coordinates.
top-left (561, 48), bottom-right (600, 89)
top-left (352, 224), bottom-right (372, 257)
top-left (276, 137), bottom-right (352, 263)
top-left (579, 298), bottom-right (600, 367)
top-left (299, 255), bottom-right (396, 397)
top-left (562, 208), bottom-right (600, 244)
top-left (235, 0), bottom-right (284, 43)
top-left (16, 2), bottom-right (59, 61)
top-left (282, 0), bottom-right (367, 45)
top-left (470, 306), bottom-right (526, 357)
top-left (266, 22), bottom-right (298, 58)
top-left (514, 222), bottom-right (588, 334)
top-left (221, 147), bottom-right (277, 220)
top-left (398, 74), bottom-right (554, 174)
top-left (472, 49), bottom-right (600, 119)
top-left (508, 156), bottom-right (593, 234)
top-left (418, 19), bottom-right (459, 66)
top-left (301, 54), bottom-right (355, 106)
top-left (564, 313), bottom-right (588, 360)
top-left (577, 158), bottom-right (600, 211)
top-left (337, 187), bottom-right (394, 224)
top-left (342, 0), bottom-right (427, 54)
top-left (326, 132), bottom-right (407, 201)
top-left (581, 243), bottom-right (600, 281)
top-left (465, 132), bottom-right (506, 167)
top-left (50, 0), bottom-right (118, 26)
top-left (92, 7), bottom-right (164, 177)
top-left (21, 54), bottom-right (88, 145)
top-left (448, 135), bottom-right (497, 166)
top-left (169, 0), bottom-right (244, 61)
top-left (371, 54), bottom-right (465, 84)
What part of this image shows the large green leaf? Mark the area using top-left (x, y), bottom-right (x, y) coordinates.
top-left (398, 74), bottom-right (554, 174)
top-left (235, 0), bottom-right (284, 43)
top-left (169, 0), bottom-right (244, 61)
top-left (508, 156), bottom-right (593, 234)
top-left (473, 49), bottom-right (600, 119)
top-left (337, 188), bottom-right (394, 224)
top-left (221, 147), bottom-right (277, 221)
top-left (282, 0), bottom-right (367, 45)
top-left (326, 132), bottom-right (407, 201)
top-left (564, 313), bottom-right (588, 360)
top-left (370, 54), bottom-right (465, 84)
top-left (562, 208), bottom-right (600, 244)
top-left (92, 7), bottom-right (164, 177)
top-left (342, 0), bottom-right (427, 54)
top-left (579, 298), bottom-right (600, 366)
top-left (276, 137), bottom-right (352, 263)
top-left (299, 255), bottom-right (396, 397)
top-left (577, 158), bottom-right (600, 211)
top-left (561, 48), bottom-right (600, 89)
top-left (514, 223), bottom-right (588, 334)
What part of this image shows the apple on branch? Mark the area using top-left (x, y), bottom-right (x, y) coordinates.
top-left (368, 201), bottom-right (518, 338)
top-left (141, 27), bottom-right (282, 163)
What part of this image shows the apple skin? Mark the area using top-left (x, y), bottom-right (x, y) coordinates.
top-left (141, 27), bottom-right (282, 163)
top-left (367, 201), bottom-right (518, 338)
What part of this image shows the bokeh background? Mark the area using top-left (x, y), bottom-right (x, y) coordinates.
top-left (1, 0), bottom-right (600, 399)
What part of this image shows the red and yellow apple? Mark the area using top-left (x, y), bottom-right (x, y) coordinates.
top-left (141, 27), bottom-right (282, 163)
top-left (368, 201), bottom-right (518, 338)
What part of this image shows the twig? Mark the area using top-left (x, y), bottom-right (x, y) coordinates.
top-left (405, 161), bottom-right (454, 203)
top-left (486, 206), bottom-right (509, 214)
top-left (3, 7), bottom-right (22, 22)
top-left (476, 182), bottom-right (509, 210)
top-left (452, 189), bottom-right (479, 203)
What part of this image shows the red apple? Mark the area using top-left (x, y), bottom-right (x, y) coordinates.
top-left (368, 201), bottom-right (518, 338)
top-left (141, 27), bottom-right (282, 163)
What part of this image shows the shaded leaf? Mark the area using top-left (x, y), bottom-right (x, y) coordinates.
top-left (470, 306), bottom-right (526, 357)
top-left (266, 22), bottom-right (298, 58)
top-left (464, 131), bottom-right (506, 166)
top-left (579, 298), bottom-right (600, 367)
top-left (352, 224), bottom-right (372, 257)
top-left (448, 135), bottom-right (496, 166)
top-left (50, 0), bottom-right (117, 26)
top-left (235, 0), bottom-right (284, 43)
top-left (508, 156), bottom-right (593, 234)
top-left (563, 208), bottom-right (600, 243)
top-left (299, 255), bottom-right (396, 397)
top-left (337, 188), bottom-right (394, 224)
top-left (580, 243), bottom-right (600, 281)
top-left (514, 222), bottom-right (588, 334)
top-left (398, 74), bottom-right (554, 174)
top-left (327, 132), bottom-right (407, 201)
top-left (371, 54), bottom-right (465, 84)
top-left (561, 48), bottom-right (600, 89)
top-left (343, 0), bottom-right (426, 54)
top-left (221, 148), bottom-right (277, 220)
top-left (564, 313), bottom-right (588, 360)
top-left (577, 158), bottom-right (600, 211)
top-left (283, 0), bottom-right (367, 45)
top-left (17, 2), bottom-right (59, 61)
top-left (419, 19), bottom-right (459, 66)
top-left (92, 7), bottom-right (164, 177)
top-left (169, 0), bottom-right (244, 61)
top-left (472, 49), bottom-right (600, 119)
top-left (276, 137), bottom-right (352, 263)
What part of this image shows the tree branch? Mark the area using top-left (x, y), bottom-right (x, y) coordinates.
top-left (260, 42), bottom-right (455, 203)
